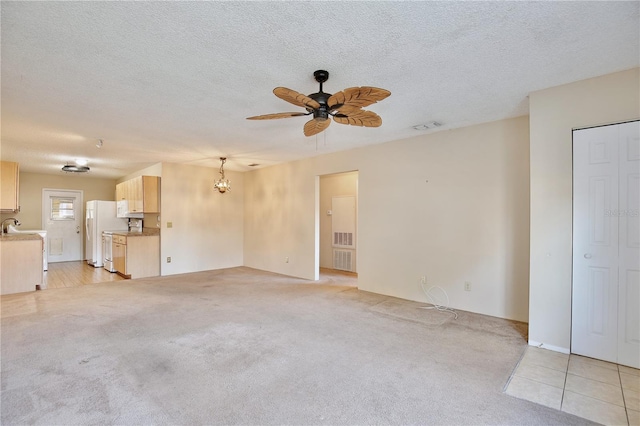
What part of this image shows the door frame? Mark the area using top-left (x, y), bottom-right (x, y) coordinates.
top-left (41, 188), bottom-right (84, 262)
top-left (316, 170), bottom-right (359, 279)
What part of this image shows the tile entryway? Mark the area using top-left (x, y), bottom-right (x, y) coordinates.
top-left (506, 346), bottom-right (639, 425)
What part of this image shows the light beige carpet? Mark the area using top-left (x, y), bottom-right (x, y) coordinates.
top-left (1, 267), bottom-right (594, 425)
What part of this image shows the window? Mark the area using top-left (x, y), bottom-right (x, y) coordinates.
top-left (50, 197), bottom-right (75, 220)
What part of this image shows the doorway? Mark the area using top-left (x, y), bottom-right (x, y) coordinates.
top-left (42, 189), bottom-right (83, 263)
top-left (319, 171), bottom-right (358, 279)
top-left (572, 120), bottom-right (639, 369)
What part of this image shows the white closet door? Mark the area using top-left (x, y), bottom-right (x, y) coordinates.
top-left (572, 125), bottom-right (620, 363)
top-left (617, 121), bottom-right (640, 368)
top-left (572, 121), bottom-right (640, 369)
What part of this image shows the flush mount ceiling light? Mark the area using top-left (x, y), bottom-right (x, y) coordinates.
top-left (62, 164), bottom-right (90, 173)
top-left (214, 157), bottom-right (231, 194)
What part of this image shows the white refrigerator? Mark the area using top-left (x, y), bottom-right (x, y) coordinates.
top-left (85, 200), bottom-right (129, 267)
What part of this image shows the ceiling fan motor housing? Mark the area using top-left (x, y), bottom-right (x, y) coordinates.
top-left (309, 91), bottom-right (331, 120)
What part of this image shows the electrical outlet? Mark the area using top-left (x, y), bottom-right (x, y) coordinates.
top-left (420, 276), bottom-right (426, 284)
top-left (167, 257), bottom-right (171, 263)
top-left (464, 281), bottom-right (471, 291)
top-left (285, 257), bottom-right (289, 263)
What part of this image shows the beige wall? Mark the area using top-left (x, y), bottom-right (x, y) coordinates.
top-left (244, 160), bottom-right (321, 280)
top-left (528, 68), bottom-right (640, 352)
top-left (0, 172), bottom-right (118, 256)
top-left (0, 172), bottom-right (118, 229)
top-left (117, 163), bottom-right (162, 183)
top-left (160, 162), bottom-right (244, 275)
top-left (319, 171), bottom-right (358, 270)
top-left (245, 116), bottom-right (530, 322)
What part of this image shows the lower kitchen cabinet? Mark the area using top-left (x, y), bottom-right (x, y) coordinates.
top-left (1, 236), bottom-right (43, 295)
top-left (112, 234), bottom-right (159, 279)
top-left (113, 237), bottom-right (127, 275)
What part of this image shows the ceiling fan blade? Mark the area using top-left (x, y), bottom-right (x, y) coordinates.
top-left (246, 112), bottom-right (309, 120)
top-left (327, 86), bottom-right (391, 111)
top-left (273, 87), bottom-right (321, 110)
top-left (303, 117), bottom-right (331, 137)
top-left (333, 108), bottom-right (382, 127)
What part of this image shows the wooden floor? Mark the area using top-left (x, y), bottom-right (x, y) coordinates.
top-left (44, 261), bottom-right (125, 289)
top-left (43, 263), bottom-right (354, 290)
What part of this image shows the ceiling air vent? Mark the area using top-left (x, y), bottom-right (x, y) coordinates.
top-left (413, 121), bottom-right (442, 131)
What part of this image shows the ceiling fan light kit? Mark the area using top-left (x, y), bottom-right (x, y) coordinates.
top-left (247, 70), bottom-right (390, 137)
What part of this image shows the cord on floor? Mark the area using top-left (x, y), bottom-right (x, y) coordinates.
top-left (420, 281), bottom-right (458, 319)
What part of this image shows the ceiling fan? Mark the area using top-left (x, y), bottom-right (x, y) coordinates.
top-left (247, 70), bottom-right (391, 137)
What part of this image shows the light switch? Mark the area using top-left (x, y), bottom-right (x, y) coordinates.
top-left (167, 222), bottom-right (172, 228)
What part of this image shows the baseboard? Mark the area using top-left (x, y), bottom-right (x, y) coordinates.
top-left (528, 340), bottom-right (570, 354)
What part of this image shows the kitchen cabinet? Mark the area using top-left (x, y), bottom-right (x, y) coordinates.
top-left (1, 234), bottom-right (43, 295)
top-left (113, 235), bottom-right (127, 275)
top-left (115, 176), bottom-right (160, 213)
top-left (1, 161), bottom-right (20, 212)
top-left (115, 182), bottom-right (124, 204)
top-left (129, 178), bottom-right (144, 212)
top-left (112, 234), bottom-right (160, 279)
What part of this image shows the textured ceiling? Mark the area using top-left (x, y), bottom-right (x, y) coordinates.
top-left (1, 1), bottom-right (638, 178)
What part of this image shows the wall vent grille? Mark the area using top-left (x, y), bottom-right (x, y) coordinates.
top-left (333, 232), bottom-right (354, 248)
top-left (333, 249), bottom-right (353, 272)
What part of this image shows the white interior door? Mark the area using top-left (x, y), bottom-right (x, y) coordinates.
top-left (572, 125), bottom-right (619, 363)
top-left (572, 121), bottom-right (640, 369)
top-left (617, 122), bottom-right (640, 368)
top-left (42, 189), bottom-right (83, 263)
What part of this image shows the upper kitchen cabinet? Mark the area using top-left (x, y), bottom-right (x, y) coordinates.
top-left (116, 175), bottom-right (160, 213)
top-left (1, 161), bottom-right (20, 212)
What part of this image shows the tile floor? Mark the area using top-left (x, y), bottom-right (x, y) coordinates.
top-left (506, 346), bottom-right (639, 425)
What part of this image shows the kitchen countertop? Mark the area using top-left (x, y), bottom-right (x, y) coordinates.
top-left (0, 233), bottom-right (43, 241)
top-left (112, 228), bottom-right (160, 237)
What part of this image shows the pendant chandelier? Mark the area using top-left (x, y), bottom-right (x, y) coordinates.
top-left (214, 157), bottom-right (231, 193)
